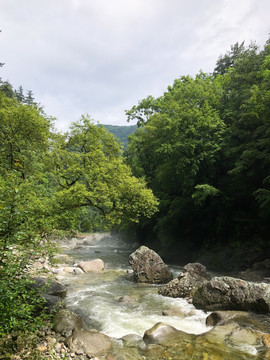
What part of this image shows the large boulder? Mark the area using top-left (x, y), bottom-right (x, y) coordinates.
top-left (66, 329), bottom-right (112, 356)
top-left (53, 309), bottom-right (84, 336)
top-left (193, 276), bottom-right (270, 314)
top-left (128, 246), bottom-right (173, 284)
top-left (78, 259), bottom-right (105, 273)
top-left (30, 277), bottom-right (67, 298)
top-left (159, 262), bottom-right (211, 299)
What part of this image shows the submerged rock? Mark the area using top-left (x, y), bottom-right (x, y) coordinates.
top-left (193, 276), bottom-right (270, 314)
top-left (206, 310), bottom-right (249, 326)
top-left (128, 246), bottom-right (173, 284)
top-left (159, 262), bottom-right (211, 299)
top-left (162, 306), bottom-right (186, 317)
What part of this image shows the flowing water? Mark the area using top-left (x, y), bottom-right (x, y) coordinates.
top-left (62, 233), bottom-right (209, 338)
top-left (60, 233), bottom-right (266, 359)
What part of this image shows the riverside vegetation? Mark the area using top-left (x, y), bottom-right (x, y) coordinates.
top-left (0, 37), bottom-right (270, 358)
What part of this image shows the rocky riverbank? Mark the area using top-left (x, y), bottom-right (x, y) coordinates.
top-left (18, 235), bottom-right (270, 359)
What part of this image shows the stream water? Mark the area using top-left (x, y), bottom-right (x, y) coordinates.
top-left (62, 233), bottom-right (210, 338)
top-left (59, 233), bottom-right (267, 359)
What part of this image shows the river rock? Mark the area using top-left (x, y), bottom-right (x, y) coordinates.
top-left (206, 310), bottom-right (249, 326)
top-left (196, 322), bottom-right (262, 357)
top-left (128, 246), bottom-right (173, 284)
top-left (143, 322), bottom-right (195, 346)
top-left (53, 309), bottom-right (84, 336)
top-left (159, 262), bottom-right (211, 299)
top-left (62, 266), bottom-right (84, 275)
top-left (193, 276), bottom-right (270, 314)
top-left (143, 322), bottom-right (180, 344)
top-left (238, 259), bottom-right (270, 282)
top-left (42, 294), bottom-right (64, 312)
top-left (162, 306), bottom-right (186, 317)
top-left (66, 329), bottom-right (112, 356)
top-left (53, 254), bottom-right (71, 264)
top-left (78, 259), bottom-right (105, 273)
top-left (30, 277), bottom-right (67, 298)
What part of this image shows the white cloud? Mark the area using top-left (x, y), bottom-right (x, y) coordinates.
top-left (1, 0), bottom-right (269, 131)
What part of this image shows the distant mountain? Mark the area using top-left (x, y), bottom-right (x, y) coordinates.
top-left (101, 124), bottom-right (137, 149)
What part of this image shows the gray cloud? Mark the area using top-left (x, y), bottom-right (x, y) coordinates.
top-left (1, 0), bottom-right (269, 131)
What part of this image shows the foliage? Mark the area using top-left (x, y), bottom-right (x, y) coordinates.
top-left (125, 72), bottom-right (225, 250)
top-left (125, 38), bottom-right (270, 260)
top-left (0, 83), bottom-right (158, 348)
top-left (50, 116), bottom-right (158, 227)
top-left (0, 252), bottom-right (49, 337)
top-left (99, 124), bottom-right (137, 149)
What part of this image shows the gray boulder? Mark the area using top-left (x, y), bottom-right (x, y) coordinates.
top-left (30, 277), bottom-right (67, 298)
top-left (53, 309), bottom-right (84, 336)
top-left (128, 246), bottom-right (173, 284)
top-left (193, 276), bottom-right (270, 314)
top-left (66, 329), bottom-right (112, 356)
top-left (159, 262), bottom-right (211, 299)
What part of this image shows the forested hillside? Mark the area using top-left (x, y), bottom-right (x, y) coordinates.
top-left (124, 39), bottom-right (270, 268)
top-left (101, 124), bottom-right (137, 148)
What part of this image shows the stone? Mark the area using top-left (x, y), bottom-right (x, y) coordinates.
top-left (78, 259), bottom-right (105, 273)
top-left (263, 334), bottom-right (270, 347)
top-left (143, 322), bottom-right (195, 346)
top-left (162, 306), bottom-right (186, 317)
top-left (66, 330), bottom-right (112, 356)
top-left (238, 259), bottom-right (270, 282)
top-left (193, 276), bottom-right (270, 314)
top-left (53, 309), bottom-right (84, 336)
top-left (53, 254), bottom-right (71, 264)
top-left (115, 295), bottom-right (138, 305)
top-left (30, 277), bottom-right (67, 298)
top-left (121, 334), bottom-right (144, 348)
top-left (128, 246), bottom-right (173, 284)
top-left (159, 262), bottom-right (211, 299)
top-left (143, 322), bottom-right (179, 345)
top-left (62, 266), bottom-right (82, 274)
top-left (42, 294), bottom-right (64, 312)
top-left (206, 310), bottom-right (249, 326)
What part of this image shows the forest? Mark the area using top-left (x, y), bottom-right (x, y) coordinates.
top-left (0, 37), bottom-right (270, 351)
top-left (124, 39), bottom-right (270, 267)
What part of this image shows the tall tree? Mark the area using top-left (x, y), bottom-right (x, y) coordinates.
top-left (125, 73), bottom-right (225, 250)
top-left (50, 116), bottom-right (158, 227)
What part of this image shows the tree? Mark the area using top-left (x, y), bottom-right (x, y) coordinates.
top-left (50, 116), bottom-right (158, 228)
top-left (217, 39), bottom-right (270, 244)
top-left (213, 41), bottom-right (245, 76)
top-left (125, 73), bottom-right (225, 251)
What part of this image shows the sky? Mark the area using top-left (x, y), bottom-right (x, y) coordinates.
top-left (0, 0), bottom-right (270, 131)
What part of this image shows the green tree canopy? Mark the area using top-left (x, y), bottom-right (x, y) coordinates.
top-left (50, 116), bottom-right (158, 227)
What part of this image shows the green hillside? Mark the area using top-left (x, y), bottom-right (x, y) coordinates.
top-left (101, 124), bottom-right (137, 148)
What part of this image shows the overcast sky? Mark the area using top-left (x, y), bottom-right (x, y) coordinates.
top-left (1, 0), bottom-right (269, 131)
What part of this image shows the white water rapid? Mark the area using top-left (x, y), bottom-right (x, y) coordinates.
top-left (61, 233), bottom-right (211, 339)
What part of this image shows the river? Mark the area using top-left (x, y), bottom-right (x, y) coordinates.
top-left (59, 233), bottom-right (267, 359)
